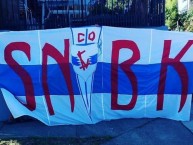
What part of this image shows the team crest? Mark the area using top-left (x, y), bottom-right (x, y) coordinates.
top-left (71, 26), bottom-right (102, 119)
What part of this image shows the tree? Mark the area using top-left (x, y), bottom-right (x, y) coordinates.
top-left (182, 8), bottom-right (193, 32)
top-left (89, 0), bottom-right (130, 15)
top-left (88, 0), bottom-right (110, 15)
top-left (165, 0), bottom-right (178, 30)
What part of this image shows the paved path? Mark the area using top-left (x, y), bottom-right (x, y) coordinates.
top-left (0, 118), bottom-right (152, 138)
top-left (0, 104), bottom-right (193, 145)
top-left (0, 117), bottom-right (193, 145)
top-left (103, 118), bottom-right (193, 145)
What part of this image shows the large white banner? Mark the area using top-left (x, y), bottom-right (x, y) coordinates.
top-left (0, 26), bottom-right (192, 125)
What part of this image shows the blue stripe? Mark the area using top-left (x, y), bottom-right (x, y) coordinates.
top-left (0, 62), bottom-right (193, 96)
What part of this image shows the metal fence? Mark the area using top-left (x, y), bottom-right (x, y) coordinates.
top-left (0, 0), bottom-right (165, 31)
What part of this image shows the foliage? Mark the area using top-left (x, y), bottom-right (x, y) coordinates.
top-left (181, 8), bottom-right (193, 32)
top-left (165, 0), bottom-right (193, 32)
top-left (87, 0), bottom-right (108, 15)
top-left (165, 0), bottom-right (178, 30)
top-left (88, 0), bottom-right (131, 15)
top-left (106, 0), bottom-right (128, 14)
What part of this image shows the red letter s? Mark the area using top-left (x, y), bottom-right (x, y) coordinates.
top-left (4, 42), bottom-right (36, 111)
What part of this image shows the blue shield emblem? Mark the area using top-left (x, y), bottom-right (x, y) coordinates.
top-left (71, 27), bottom-right (102, 119)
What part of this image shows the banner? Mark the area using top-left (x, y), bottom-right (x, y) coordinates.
top-left (0, 26), bottom-right (192, 125)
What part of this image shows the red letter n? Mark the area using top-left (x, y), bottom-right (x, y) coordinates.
top-left (157, 40), bottom-right (193, 112)
top-left (111, 40), bottom-right (140, 110)
top-left (42, 39), bottom-right (75, 115)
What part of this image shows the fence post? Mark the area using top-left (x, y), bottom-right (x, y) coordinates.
top-left (41, 1), bottom-right (45, 29)
top-left (81, 0), bottom-right (84, 24)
